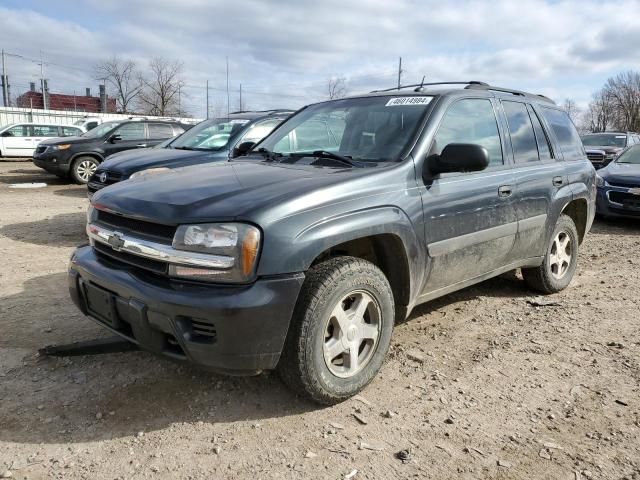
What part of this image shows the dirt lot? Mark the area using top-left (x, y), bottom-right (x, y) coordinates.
top-left (0, 160), bottom-right (639, 480)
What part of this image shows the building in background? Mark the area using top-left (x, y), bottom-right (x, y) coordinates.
top-left (15, 83), bottom-right (116, 113)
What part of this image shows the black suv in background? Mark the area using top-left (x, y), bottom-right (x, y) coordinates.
top-left (582, 132), bottom-right (640, 169)
top-left (33, 119), bottom-right (188, 183)
top-left (87, 110), bottom-right (292, 197)
top-left (69, 82), bottom-right (595, 404)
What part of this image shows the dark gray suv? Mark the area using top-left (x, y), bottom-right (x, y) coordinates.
top-left (68, 81), bottom-right (596, 404)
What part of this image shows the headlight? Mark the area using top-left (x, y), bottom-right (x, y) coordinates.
top-left (595, 174), bottom-right (609, 187)
top-left (51, 144), bottom-right (71, 150)
top-left (170, 223), bottom-right (261, 283)
top-left (129, 167), bottom-right (171, 179)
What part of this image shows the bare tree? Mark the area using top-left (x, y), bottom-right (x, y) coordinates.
top-left (137, 57), bottom-right (185, 116)
top-left (94, 56), bottom-right (142, 113)
top-left (583, 88), bottom-right (616, 133)
top-left (327, 77), bottom-right (347, 100)
top-left (562, 99), bottom-right (581, 125)
top-left (603, 71), bottom-right (640, 132)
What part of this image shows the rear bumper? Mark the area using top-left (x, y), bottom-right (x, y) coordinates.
top-left (68, 246), bottom-right (305, 374)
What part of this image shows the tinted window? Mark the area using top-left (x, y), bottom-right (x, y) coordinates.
top-left (4, 125), bottom-right (30, 137)
top-left (502, 101), bottom-right (538, 163)
top-left (542, 108), bottom-right (584, 160)
top-left (148, 123), bottom-right (175, 139)
top-left (527, 106), bottom-right (553, 161)
top-left (433, 98), bottom-right (503, 167)
top-left (86, 121), bottom-right (99, 130)
top-left (33, 125), bottom-right (60, 137)
top-left (114, 123), bottom-right (145, 140)
top-left (62, 126), bottom-right (82, 136)
top-left (581, 134), bottom-right (627, 148)
top-left (240, 119), bottom-right (282, 144)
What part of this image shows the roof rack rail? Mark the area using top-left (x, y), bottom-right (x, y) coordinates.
top-left (464, 83), bottom-right (556, 104)
top-left (371, 81), bottom-right (488, 93)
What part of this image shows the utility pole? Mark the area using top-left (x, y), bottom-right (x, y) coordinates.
top-left (206, 80), bottom-right (209, 119)
top-left (1, 49), bottom-right (8, 107)
top-left (40, 51), bottom-right (47, 110)
top-left (178, 84), bottom-right (181, 116)
top-left (239, 83), bottom-right (242, 111)
top-left (397, 57), bottom-right (403, 90)
top-left (225, 57), bottom-right (230, 117)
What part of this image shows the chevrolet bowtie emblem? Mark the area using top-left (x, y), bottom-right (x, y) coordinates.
top-left (107, 232), bottom-right (125, 251)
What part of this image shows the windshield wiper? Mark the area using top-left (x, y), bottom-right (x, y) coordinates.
top-left (291, 150), bottom-right (364, 168)
top-left (173, 146), bottom-right (196, 151)
top-left (257, 147), bottom-right (283, 162)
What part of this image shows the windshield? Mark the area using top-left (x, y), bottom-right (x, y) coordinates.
top-left (581, 134), bottom-right (627, 148)
top-left (81, 121), bottom-right (122, 138)
top-left (169, 118), bottom-right (250, 151)
top-left (616, 145), bottom-right (640, 164)
top-left (257, 96), bottom-right (432, 162)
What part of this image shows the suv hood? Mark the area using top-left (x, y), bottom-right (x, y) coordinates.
top-left (92, 160), bottom-right (373, 224)
top-left (39, 135), bottom-right (91, 146)
top-left (585, 146), bottom-right (623, 155)
top-left (600, 161), bottom-right (640, 186)
top-left (98, 148), bottom-right (228, 176)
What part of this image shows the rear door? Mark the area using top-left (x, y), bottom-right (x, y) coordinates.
top-left (147, 123), bottom-right (177, 147)
top-left (500, 100), bottom-right (567, 259)
top-left (31, 124), bottom-right (62, 150)
top-left (1, 125), bottom-right (34, 156)
top-left (419, 97), bottom-right (519, 297)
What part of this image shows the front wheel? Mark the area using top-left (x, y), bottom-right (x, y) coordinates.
top-left (522, 214), bottom-right (579, 294)
top-left (278, 257), bottom-right (395, 405)
top-left (71, 156), bottom-right (99, 184)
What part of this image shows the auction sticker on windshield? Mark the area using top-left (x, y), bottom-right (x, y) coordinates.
top-left (385, 97), bottom-right (433, 107)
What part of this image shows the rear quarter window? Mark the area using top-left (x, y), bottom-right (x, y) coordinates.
top-left (540, 107), bottom-right (584, 161)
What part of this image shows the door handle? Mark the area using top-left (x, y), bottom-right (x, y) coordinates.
top-left (498, 185), bottom-right (513, 198)
top-left (552, 176), bottom-right (564, 187)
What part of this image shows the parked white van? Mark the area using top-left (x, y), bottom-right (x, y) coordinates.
top-left (0, 122), bottom-right (85, 157)
top-left (73, 117), bottom-right (103, 131)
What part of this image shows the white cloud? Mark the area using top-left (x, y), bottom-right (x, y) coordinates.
top-left (1, 0), bottom-right (639, 116)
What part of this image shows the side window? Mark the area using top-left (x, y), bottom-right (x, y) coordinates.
top-left (3, 125), bottom-right (30, 137)
top-left (502, 101), bottom-right (539, 163)
top-left (527, 106), bottom-right (553, 161)
top-left (86, 122), bottom-right (99, 130)
top-left (240, 119), bottom-right (281, 144)
top-left (148, 123), bottom-right (175, 139)
top-left (33, 125), bottom-right (60, 137)
top-left (540, 107), bottom-right (584, 161)
top-left (432, 98), bottom-right (503, 167)
top-left (62, 126), bottom-right (82, 136)
top-left (114, 123), bottom-right (145, 140)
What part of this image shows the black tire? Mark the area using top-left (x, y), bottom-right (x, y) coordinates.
top-left (278, 256), bottom-right (395, 405)
top-left (522, 214), bottom-right (579, 294)
top-left (71, 156), bottom-right (100, 184)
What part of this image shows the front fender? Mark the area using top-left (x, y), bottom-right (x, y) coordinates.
top-left (257, 206), bottom-right (425, 301)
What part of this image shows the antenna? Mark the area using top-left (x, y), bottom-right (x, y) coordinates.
top-left (414, 76), bottom-right (426, 92)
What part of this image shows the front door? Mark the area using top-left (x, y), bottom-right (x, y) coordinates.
top-left (104, 122), bottom-right (147, 157)
top-left (419, 97), bottom-right (518, 298)
top-left (1, 125), bottom-right (34, 157)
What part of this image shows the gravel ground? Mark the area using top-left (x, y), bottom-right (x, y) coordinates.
top-left (1, 160), bottom-right (639, 480)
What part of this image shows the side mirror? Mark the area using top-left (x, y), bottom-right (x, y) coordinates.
top-left (232, 141), bottom-right (256, 158)
top-left (428, 143), bottom-right (489, 176)
top-left (109, 134), bottom-right (122, 143)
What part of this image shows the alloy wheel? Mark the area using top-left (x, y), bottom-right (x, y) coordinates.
top-left (322, 290), bottom-right (381, 378)
top-left (549, 231), bottom-right (572, 280)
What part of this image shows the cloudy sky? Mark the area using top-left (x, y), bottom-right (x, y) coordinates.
top-left (0, 0), bottom-right (639, 118)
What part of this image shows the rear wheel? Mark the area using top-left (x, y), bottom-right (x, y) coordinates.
top-left (71, 156), bottom-right (99, 184)
top-left (522, 214), bottom-right (579, 294)
top-left (278, 257), bottom-right (395, 405)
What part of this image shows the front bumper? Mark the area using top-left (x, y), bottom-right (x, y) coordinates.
top-left (596, 186), bottom-right (640, 218)
top-left (68, 246), bottom-right (305, 374)
top-left (33, 149), bottom-right (72, 175)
